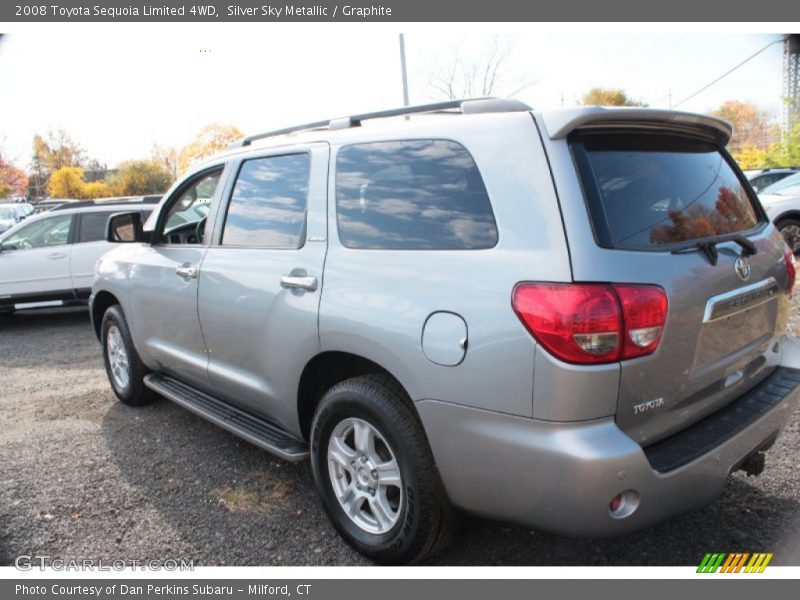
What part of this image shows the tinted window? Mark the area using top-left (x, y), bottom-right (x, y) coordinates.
top-left (79, 209), bottom-right (153, 243)
top-left (572, 134), bottom-right (761, 249)
top-left (336, 140), bottom-right (497, 249)
top-left (78, 212), bottom-right (115, 243)
top-left (222, 154), bottom-right (310, 248)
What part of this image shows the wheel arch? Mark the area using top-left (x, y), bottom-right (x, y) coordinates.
top-left (774, 211), bottom-right (800, 225)
top-left (91, 290), bottom-right (121, 340)
top-left (297, 351), bottom-right (420, 441)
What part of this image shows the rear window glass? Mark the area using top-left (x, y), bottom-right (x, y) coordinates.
top-left (335, 140), bottom-right (497, 250)
top-left (572, 134), bottom-right (761, 250)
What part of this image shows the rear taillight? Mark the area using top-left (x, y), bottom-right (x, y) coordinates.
top-left (615, 285), bottom-right (668, 359)
top-left (784, 247), bottom-right (796, 295)
top-left (512, 283), bottom-right (667, 365)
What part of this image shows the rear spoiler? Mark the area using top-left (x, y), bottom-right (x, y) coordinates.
top-left (539, 107), bottom-right (733, 146)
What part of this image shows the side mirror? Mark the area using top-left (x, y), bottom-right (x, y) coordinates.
top-left (106, 212), bottom-right (147, 243)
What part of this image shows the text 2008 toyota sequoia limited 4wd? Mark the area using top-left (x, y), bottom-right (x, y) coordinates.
top-left (91, 99), bottom-right (800, 564)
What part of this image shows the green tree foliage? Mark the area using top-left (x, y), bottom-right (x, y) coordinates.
top-left (580, 87), bottom-right (648, 107)
top-left (732, 123), bottom-right (800, 170)
top-left (107, 160), bottom-right (172, 196)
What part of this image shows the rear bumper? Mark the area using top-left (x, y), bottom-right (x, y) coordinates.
top-left (418, 336), bottom-right (800, 537)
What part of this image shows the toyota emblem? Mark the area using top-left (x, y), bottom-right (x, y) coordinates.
top-left (734, 257), bottom-right (751, 281)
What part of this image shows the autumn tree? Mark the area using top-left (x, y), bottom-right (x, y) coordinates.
top-left (49, 167), bottom-right (88, 198)
top-left (33, 130), bottom-right (86, 171)
top-left (712, 101), bottom-right (772, 152)
top-left (177, 124), bottom-right (243, 174)
top-left (733, 145), bottom-right (769, 170)
top-left (107, 160), bottom-right (172, 196)
top-left (427, 36), bottom-right (534, 100)
top-left (0, 144), bottom-right (28, 198)
top-left (49, 167), bottom-right (113, 199)
top-left (152, 143), bottom-right (179, 182)
top-left (581, 87), bottom-right (648, 107)
top-left (763, 122), bottom-right (800, 167)
top-left (28, 130), bottom-right (87, 199)
top-left (83, 181), bottom-right (114, 199)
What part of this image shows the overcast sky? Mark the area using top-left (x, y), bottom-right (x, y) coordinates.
top-left (0, 26), bottom-right (786, 168)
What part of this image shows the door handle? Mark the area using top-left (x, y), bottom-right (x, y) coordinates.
top-left (176, 263), bottom-right (198, 279)
top-left (280, 275), bottom-right (317, 292)
top-left (46, 252), bottom-right (67, 260)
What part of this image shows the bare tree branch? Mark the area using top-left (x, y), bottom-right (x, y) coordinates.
top-left (424, 35), bottom-right (535, 101)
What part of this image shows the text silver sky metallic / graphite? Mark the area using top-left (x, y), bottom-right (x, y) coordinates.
top-left (226, 4), bottom-right (393, 17)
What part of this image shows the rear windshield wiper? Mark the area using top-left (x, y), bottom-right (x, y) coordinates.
top-left (729, 235), bottom-right (757, 257)
top-left (672, 235), bottom-right (757, 266)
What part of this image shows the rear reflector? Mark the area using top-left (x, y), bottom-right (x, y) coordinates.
top-left (609, 490), bottom-right (640, 519)
top-left (512, 283), bottom-right (667, 365)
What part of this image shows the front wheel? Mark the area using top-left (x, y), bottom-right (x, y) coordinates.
top-left (101, 304), bottom-right (153, 406)
top-left (310, 374), bottom-right (453, 564)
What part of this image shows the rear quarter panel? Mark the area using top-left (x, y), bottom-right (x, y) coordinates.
top-left (319, 112), bottom-right (571, 417)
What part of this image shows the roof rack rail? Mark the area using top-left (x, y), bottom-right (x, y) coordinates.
top-left (229, 97), bottom-right (532, 149)
top-left (50, 196), bottom-right (161, 212)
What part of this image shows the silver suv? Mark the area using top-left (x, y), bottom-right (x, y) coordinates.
top-left (91, 99), bottom-right (800, 564)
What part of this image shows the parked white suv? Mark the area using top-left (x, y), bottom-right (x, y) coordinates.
top-left (758, 173), bottom-right (800, 253)
top-left (0, 198), bottom-right (158, 313)
top-left (745, 167), bottom-right (798, 193)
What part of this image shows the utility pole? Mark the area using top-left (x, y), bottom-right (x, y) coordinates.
top-left (399, 34), bottom-right (410, 108)
top-left (784, 34), bottom-right (799, 133)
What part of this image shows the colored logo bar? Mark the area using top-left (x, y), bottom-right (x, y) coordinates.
top-left (697, 552), bottom-right (773, 573)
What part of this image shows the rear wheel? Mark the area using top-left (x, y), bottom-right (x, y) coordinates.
top-left (101, 305), bottom-right (153, 406)
top-left (310, 374), bottom-right (453, 564)
top-left (777, 218), bottom-right (800, 255)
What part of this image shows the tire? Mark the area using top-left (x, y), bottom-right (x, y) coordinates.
top-left (100, 304), bottom-right (153, 406)
top-left (777, 218), bottom-right (800, 256)
top-left (310, 374), bottom-right (453, 564)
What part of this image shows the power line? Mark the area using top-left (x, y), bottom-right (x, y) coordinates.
top-left (673, 36), bottom-right (784, 109)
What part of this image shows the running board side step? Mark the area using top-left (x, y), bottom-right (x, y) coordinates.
top-left (143, 373), bottom-right (309, 461)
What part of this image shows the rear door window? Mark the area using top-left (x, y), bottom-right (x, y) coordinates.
top-left (571, 133), bottom-right (762, 250)
top-left (78, 211), bottom-right (116, 243)
top-left (335, 139), bottom-right (497, 249)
